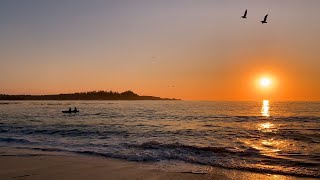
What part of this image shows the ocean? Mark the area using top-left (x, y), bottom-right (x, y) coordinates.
top-left (0, 100), bottom-right (319, 178)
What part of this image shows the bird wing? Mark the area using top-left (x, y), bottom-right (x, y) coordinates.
top-left (264, 14), bottom-right (268, 21)
top-left (244, 9), bottom-right (247, 16)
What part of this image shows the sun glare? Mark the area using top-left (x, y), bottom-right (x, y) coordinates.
top-left (260, 77), bottom-right (271, 87)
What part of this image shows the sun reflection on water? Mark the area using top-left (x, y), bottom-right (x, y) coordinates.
top-left (258, 122), bottom-right (277, 133)
top-left (261, 100), bottom-right (270, 117)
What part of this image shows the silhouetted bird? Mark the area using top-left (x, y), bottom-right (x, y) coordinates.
top-left (261, 14), bottom-right (268, 24)
top-left (241, 9), bottom-right (247, 19)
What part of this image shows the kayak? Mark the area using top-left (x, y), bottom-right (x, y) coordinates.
top-left (62, 110), bottom-right (79, 113)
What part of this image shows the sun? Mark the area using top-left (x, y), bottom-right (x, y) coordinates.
top-left (260, 77), bottom-right (271, 87)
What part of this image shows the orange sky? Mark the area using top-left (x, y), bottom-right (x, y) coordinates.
top-left (0, 1), bottom-right (319, 100)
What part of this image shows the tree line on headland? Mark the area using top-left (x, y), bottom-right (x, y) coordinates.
top-left (0, 91), bottom-right (179, 100)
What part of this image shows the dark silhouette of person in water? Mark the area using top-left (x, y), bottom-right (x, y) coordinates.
top-left (73, 107), bottom-right (78, 112)
top-left (68, 107), bottom-right (72, 113)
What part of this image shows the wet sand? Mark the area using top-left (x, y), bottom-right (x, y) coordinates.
top-left (0, 147), bottom-right (316, 180)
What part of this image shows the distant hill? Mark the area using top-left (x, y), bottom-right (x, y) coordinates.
top-left (0, 91), bottom-right (179, 101)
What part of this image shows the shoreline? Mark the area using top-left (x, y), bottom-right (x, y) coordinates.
top-left (0, 91), bottom-right (180, 101)
top-left (0, 147), bottom-right (317, 180)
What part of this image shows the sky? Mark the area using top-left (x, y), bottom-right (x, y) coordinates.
top-left (0, 0), bottom-right (319, 100)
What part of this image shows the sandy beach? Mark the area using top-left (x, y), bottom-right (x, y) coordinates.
top-left (0, 147), bottom-right (316, 180)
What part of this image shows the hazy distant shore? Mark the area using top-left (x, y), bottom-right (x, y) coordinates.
top-left (0, 147), bottom-right (315, 180)
top-left (0, 90), bottom-right (180, 101)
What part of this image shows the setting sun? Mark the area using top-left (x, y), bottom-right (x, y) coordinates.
top-left (260, 77), bottom-right (271, 87)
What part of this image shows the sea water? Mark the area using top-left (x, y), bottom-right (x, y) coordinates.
top-left (0, 100), bottom-right (319, 177)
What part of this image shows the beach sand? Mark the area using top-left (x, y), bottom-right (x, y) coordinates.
top-left (0, 147), bottom-right (316, 180)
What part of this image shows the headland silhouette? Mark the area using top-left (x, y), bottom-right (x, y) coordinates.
top-left (0, 90), bottom-right (179, 101)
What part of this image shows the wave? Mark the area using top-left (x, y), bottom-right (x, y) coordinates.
top-left (128, 141), bottom-right (247, 154)
top-left (91, 141), bottom-right (320, 177)
top-left (0, 125), bottom-right (129, 138)
top-left (5, 140), bottom-right (320, 178)
top-left (0, 137), bottom-right (33, 144)
top-left (0, 102), bottom-right (20, 105)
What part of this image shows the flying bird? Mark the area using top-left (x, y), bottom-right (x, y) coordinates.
top-left (241, 9), bottom-right (247, 19)
top-left (261, 14), bottom-right (268, 24)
